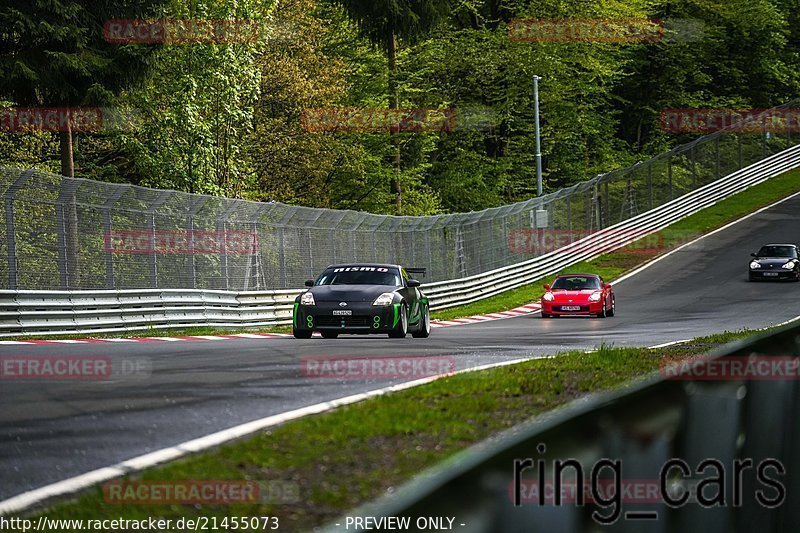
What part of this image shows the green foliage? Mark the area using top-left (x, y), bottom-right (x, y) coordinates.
top-left (2, 0), bottom-right (800, 214)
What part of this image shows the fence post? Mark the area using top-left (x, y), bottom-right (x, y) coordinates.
top-left (186, 196), bottom-right (209, 290)
top-left (102, 185), bottom-right (129, 289)
top-left (668, 154), bottom-right (673, 201)
top-left (216, 201), bottom-right (240, 290)
top-left (308, 228), bottom-right (315, 278)
top-left (691, 145), bottom-right (696, 188)
top-left (647, 163), bottom-right (653, 210)
top-left (566, 191), bottom-right (572, 232)
top-left (277, 226), bottom-right (287, 289)
top-left (56, 179), bottom-right (82, 289)
top-left (715, 136), bottom-right (721, 180)
top-left (4, 170), bottom-right (34, 290)
top-left (425, 231), bottom-right (433, 281)
top-left (146, 190), bottom-right (174, 289)
top-left (592, 183), bottom-right (601, 230)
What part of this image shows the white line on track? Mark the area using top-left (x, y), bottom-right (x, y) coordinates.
top-left (648, 339), bottom-right (693, 349)
top-left (0, 355), bottom-right (536, 515)
top-left (772, 313), bottom-right (800, 328)
top-left (612, 188), bottom-right (800, 287)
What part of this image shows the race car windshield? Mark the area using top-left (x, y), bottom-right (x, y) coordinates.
top-left (316, 269), bottom-right (402, 286)
top-left (551, 277), bottom-right (601, 290)
top-left (756, 246), bottom-right (797, 258)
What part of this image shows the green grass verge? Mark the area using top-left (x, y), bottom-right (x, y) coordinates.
top-left (432, 167), bottom-right (800, 321)
top-left (30, 325), bottom-right (786, 530)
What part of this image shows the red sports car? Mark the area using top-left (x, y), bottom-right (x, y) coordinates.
top-left (540, 274), bottom-right (615, 318)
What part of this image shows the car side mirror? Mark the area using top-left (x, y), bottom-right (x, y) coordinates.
top-left (750, 253), bottom-right (757, 258)
top-left (304, 279), bottom-right (314, 287)
top-left (407, 279), bottom-right (421, 288)
top-left (604, 283), bottom-right (612, 290)
top-left (544, 284), bottom-right (551, 290)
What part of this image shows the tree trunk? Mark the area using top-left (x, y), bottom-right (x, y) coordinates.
top-left (59, 129), bottom-right (74, 178)
top-left (387, 32), bottom-right (402, 214)
top-left (60, 125), bottom-right (80, 286)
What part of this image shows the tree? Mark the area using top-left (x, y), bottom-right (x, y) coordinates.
top-left (0, 0), bottom-right (168, 177)
top-left (0, 0), bottom-right (166, 286)
top-left (330, 0), bottom-right (450, 213)
top-left (115, 0), bottom-right (264, 195)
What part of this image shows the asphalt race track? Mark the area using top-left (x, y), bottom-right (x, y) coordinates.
top-left (2, 193), bottom-right (800, 503)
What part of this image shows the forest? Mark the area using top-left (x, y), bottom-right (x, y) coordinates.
top-left (1, 0), bottom-right (799, 215)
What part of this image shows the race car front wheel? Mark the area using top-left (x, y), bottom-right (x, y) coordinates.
top-left (412, 305), bottom-right (431, 338)
top-left (293, 327), bottom-right (312, 339)
top-left (388, 303), bottom-right (408, 338)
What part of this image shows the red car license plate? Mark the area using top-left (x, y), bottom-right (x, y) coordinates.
top-left (561, 306), bottom-right (581, 311)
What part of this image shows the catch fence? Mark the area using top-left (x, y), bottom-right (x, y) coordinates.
top-left (2, 102), bottom-right (798, 291)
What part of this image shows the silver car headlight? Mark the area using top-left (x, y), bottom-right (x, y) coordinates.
top-left (372, 292), bottom-right (395, 306)
top-left (300, 292), bottom-right (315, 305)
top-left (750, 261), bottom-right (761, 269)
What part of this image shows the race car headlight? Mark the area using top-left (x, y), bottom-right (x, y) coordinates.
top-left (372, 292), bottom-right (395, 306)
top-left (589, 291), bottom-right (602, 302)
top-left (300, 292), bottom-right (315, 305)
top-left (750, 261), bottom-right (761, 269)
top-left (543, 292), bottom-right (555, 301)
top-left (782, 261), bottom-right (796, 270)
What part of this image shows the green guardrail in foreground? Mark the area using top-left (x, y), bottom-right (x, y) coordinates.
top-left (324, 323), bottom-right (800, 533)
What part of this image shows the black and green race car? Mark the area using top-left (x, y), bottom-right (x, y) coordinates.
top-left (292, 264), bottom-right (431, 339)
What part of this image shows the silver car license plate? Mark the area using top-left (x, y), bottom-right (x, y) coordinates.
top-left (561, 306), bottom-right (581, 311)
top-left (332, 310), bottom-right (352, 315)
top-left (763, 272), bottom-right (779, 277)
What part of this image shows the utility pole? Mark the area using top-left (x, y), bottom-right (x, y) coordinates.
top-left (533, 75), bottom-right (543, 196)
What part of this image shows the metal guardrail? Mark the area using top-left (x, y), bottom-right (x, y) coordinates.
top-left (326, 322), bottom-right (800, 533)
top-left (1, 143), bottom-right (799, 336)
top-left (0, 288), bottom-right (302, 336)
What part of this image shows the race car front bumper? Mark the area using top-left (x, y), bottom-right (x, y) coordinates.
top-left (749, 269), bottom-right (799, 281)
top-left (541, 301), bottom-right (605, 316)
top-left (294, 301), bottom-right (402, 334)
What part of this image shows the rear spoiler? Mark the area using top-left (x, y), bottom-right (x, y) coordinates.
top-left (406, 267), bottom-right (427, 278)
